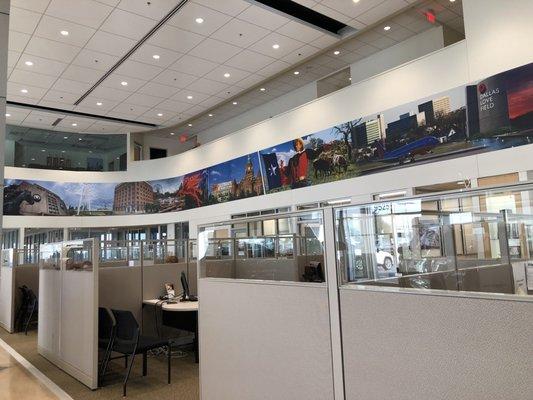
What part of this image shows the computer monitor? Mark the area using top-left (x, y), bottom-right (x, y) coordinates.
top-left (180, 271), bottom-right (198, 302)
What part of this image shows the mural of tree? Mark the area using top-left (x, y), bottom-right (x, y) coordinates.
top-left (333, 118), bottom-right (362, 160)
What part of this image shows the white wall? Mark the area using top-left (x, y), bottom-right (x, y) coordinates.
top-left (1, 3), bottom-right (9, 235)
top-left (350, 26), bottom-right (445, 84)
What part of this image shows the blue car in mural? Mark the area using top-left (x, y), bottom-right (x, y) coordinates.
top-left (383, 136), bottom-right (440, 164)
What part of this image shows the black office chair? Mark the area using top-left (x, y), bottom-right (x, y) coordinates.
top-left (23, 289), bottom-right (38, 335)
top-left (111, 309), bottom-right (171, 397)
top-left (98, 307), bottom-right (116, 385)
top-left (15, 286), bottom-right (29, 332)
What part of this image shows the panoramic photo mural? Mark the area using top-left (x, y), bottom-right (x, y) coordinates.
top-left (4, 62), bottom-right (532, 216)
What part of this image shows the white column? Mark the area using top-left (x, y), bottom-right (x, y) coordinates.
top-left (63, 227), bottom-right (69, 241)
top-left (17, 227), bottom-right (24, 250)
top-left (0, 1), bottom-right (9, 236)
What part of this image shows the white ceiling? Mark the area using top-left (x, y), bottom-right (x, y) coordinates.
top-left (5, 0), bottom-right (463, 136)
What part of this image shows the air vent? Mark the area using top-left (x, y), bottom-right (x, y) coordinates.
top-left (52, 118), bottom-right (63, 127)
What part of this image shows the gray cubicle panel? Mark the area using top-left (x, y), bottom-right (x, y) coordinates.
top-left (99, 266), bottom-right (142, 322)
top-left (339, 288), bottom-right (533, 399)
top-left (199, 279), bottom-right (334, 400)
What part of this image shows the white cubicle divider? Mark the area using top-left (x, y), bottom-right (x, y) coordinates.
top-left (197, 210), bottom-right (338, 400)
top-left (0, 249), bottom-right (15, 332)
top-left (38, 239), bottom-right (99, 390)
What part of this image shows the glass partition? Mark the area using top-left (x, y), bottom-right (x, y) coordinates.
top-left (335, 184), bottom-right (533, 296)
top-left (198, 211), bottom-right (326, 283)
top-left (64, 240), bottom-right (93, 271)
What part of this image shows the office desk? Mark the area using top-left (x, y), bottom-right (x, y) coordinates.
top-left (143, 299), bottom-right (199, 363)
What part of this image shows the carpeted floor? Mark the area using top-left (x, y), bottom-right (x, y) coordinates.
top-left (0, 329), bottom-right (199, 400)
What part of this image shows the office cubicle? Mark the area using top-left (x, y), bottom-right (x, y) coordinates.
top-left (38, 239), bottom-right (99, 389)
top-left (0, 248), bottom-right (40, 333)
top-left (198, 210), bottom-right (336, 400)
top-left (333, 183), bottom-right (533, 400)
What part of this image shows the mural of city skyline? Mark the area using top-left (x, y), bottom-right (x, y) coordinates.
top-left (4, 62), bottom-right (533, 216)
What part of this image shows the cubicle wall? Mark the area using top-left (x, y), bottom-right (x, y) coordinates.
top-left (38, 240), bottom-right (99, 389)
top-left (198, 211), bottom-right (336, 400)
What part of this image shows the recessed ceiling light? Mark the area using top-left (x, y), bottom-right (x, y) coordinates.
top-left (25, 61), bottom-right (34, 66)
top-left (31, 158), bottom-right (35, 161)
top-left (62, 150), bottom-right (66, 153)
top-left (352, 0), bottom-right (360, 3)
top-left (5, 113), bottom-right (10, 117)
top-left (78, 138), bottom-right (82, 141)
top-left (293, 71), bottom-right (300, 75)
top-left (333, 50), bottom-right (340, 55)
top-left (232, 101), bottom-right (238, 105)
top-left (152, 54), bottom-right (160, 59)
top-left (72, 123), bottom-right (77, 126)
top-left (272, 44), bottom-right (280, 49)
top-left (60, 30), bottom-right (69, 36)
top-left (96, 102), bottom-right (102, 106)
top-left (208, 113), bottom-right (213, 117)
top-left (170, 132), bottom-right (175, 135)
top-left (260, 87), bottom-right (266, 91)
top-left (384, 25), bottom-right (391, 31)
top-left (223, 72), bottom-right (231, 78)
top-left (157, 113), bottom-right (163, 116)
top-left (188, 123), bottom-right (192, 127)
top-left (41, 149), bottom-right (46, 152)
top-left (449, 0), bottom-right (456, 2)
top-left (121, 81), bottom-right (128, 86)
top-left (195, 17), bottom-right (204, 24)
top-left (63, 136), bottom-right (68, 139)
top-left (20, 89), bottom-right (28, 93)
top-left (187, 95), bottom-right (193, 99)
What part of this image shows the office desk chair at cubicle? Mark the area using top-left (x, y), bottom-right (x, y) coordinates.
top-left (111, 309), bottom-right (172, 397)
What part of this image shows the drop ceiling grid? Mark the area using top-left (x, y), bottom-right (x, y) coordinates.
top-left (7, 0), bottom-right (344, 132)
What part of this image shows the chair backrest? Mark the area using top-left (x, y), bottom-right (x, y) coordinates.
top-left (111, 309), bottom-right (139, 342)
top-left (27, 289), bottom-right (38, 307)
top-left (98, 307), bottom-right (115, 341)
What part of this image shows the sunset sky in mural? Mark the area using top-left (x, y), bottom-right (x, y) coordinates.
top-left (506, 67), bottom-right (533, 119)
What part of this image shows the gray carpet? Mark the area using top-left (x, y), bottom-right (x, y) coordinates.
top-left (0, 329), bottom-right (199, 400)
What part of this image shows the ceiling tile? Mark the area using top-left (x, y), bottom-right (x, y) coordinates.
top-left (123, 92), bottom-right (164, 108)
top-left (110, 103), bottom-right (151, 118)
top-left (148, 25), bottom-right (205, 53)
top-left (71, 49), bottom-right (120, 71)
top-left (102, 73), bottom-right (147, 92)
top-left (236, 6), bottom-right (291, 30)
top-left (276, 20), bottom-right (324, 42)
top-left (191, 0), bottom-right (250, 17)
top-left (167, 54), bottom-right (218, 77)
top-left (60, 64), bottom-right (103, 84)
top-left (155, 99), bottom-right (192, 113)
top-left (281, 44), bottom-right (320, 64)
top-left (248, 32), bottom-right (304, 58)
top-left (199, 95), bottom-right (225, 109)
top-left (9, 6), bottom-right (42, 34)
top-left (77, 96), bottom-right (120, 112)
top-left (10, 0), bottom-right (50, 13)
top-left (203, 65), bottom-right (250, 85)
top-left (357, 0), bottom-right (409, 25)
top-left (115, 60), bottom-right (164, 80)
top-left (167, 2), bottom-right (233, 36)
top-left (224, 49), bottom-right (276, 73)
top-left (51, 78), bottom-right (92, 95)
top-left (85, 30), bottom-right (136, 57)
top-left (234, 73), bottom-right (267, 89)
top-left (23, 112), bottom-right (63, 126)
top-left (185, 78), bottom-right (228, 96)
top-left (100, 8), bottom-right (156, 40)
top-left (8, 31), bottom-right (32, 52)
top-left (25, 36), bottom-right (81, 63)
top-left (7, 51), bottom-right (21, 69)
top-left (116, 0), bottom-right (176, 21)
top-left (34, 15), bottom-right (96, 47)
top-left (311, 34), bottom-right (340, 48)
top-left (137, 82), bottom-right (181, 98)
top-left (256, 59), bottom-right (291, 76)
top-left (7, 81), bottom-right (48, 100)
top-left (170, 89), bottom-right (210, 104)
top-left (152, 69), bottom-right (198, 88)
top-left (188, 38), bottom-right (242, 63)
top-left (210, 18), bottom-right (270, 48)
top-left (9, 69), bottom-right (58, 89)
top-left (130, 44), bottom-right (182, 68)
top-left (45, 0), bottom-right (114, 29)
top-left (41, 89), bottom-right (81, 104)
top-left (91, 85), bottom-right (132, 102)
